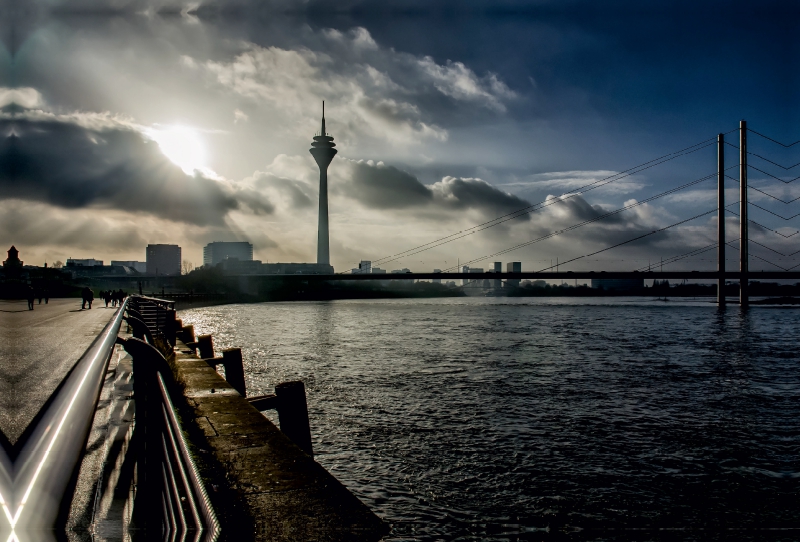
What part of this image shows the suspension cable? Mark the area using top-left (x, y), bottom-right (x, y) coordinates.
top-left (361, 136), bottom-right (724, 270)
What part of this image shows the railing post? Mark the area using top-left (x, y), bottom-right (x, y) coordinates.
top-left (275, 381), bottom-right (313, 457)
top-left (131, 344), bottom-right (165, 530)
top-left (740, 120), bottom-right (748, 306)
top-left (718, 133), bottom-right (725, 305)
top-left (165, 309), bottom-right (176, 346)
top-left (221, 348), bottom-right (246, 396)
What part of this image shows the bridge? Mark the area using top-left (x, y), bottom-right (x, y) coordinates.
top-left (334, 121), bottom-right (800, 306)
top-left (0, 121), bottom-right (797, 540)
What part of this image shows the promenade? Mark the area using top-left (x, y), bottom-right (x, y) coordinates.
top-left (0, 298), bottom-right (117, 445)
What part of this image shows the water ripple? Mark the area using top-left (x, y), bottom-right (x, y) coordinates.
top-left (182, 297), bottom-right (800, 539)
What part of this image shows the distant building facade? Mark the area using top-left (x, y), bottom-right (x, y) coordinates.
top-left (203, 242), bottom-right (254, 267)
top-left (217, 259), bottom-right (333, 275)
top-left (506, 261), bottom-right (521, 287)
top-left (493, 262), bottom-right (502, 289)
top-left (146, 244), bottom-right (181, 276)
top-left (111, 260), bottom-right (146, 273)
top-left (261, 262), bottom-right (333, 274)
top-left (66, 258), bottom-right (103, 267)
top-left (591, 278), bottom-right (644, 291)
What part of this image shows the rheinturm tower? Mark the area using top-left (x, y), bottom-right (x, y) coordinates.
top-left (309, 101), bottom-right (337, 266)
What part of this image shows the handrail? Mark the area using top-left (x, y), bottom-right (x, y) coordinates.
top-left (3, 299), bottom-right (128, 533)
top-left (116, 336), bottom-right (219, 539)
top-left (131, 294), bottom-right (175, 308)
top-left (159, 372), bottom-right (220, 540)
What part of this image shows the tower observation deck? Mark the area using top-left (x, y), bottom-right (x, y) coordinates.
top-left (309, 101), bottom-right (337, 266)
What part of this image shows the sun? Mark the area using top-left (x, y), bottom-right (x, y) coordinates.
top-left (150, 125), bottom-right (207, 175)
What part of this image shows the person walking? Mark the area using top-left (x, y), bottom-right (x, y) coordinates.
top-left (27, 286), bottom-right (35, 310)
top-left (81, 287), bottom-right (94, 309)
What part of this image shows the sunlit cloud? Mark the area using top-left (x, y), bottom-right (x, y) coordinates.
top-left (146, 125), bottom-right (209, 176)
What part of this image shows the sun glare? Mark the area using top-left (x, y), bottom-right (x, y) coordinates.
top-left (151, 125), bottom-right (207, 175)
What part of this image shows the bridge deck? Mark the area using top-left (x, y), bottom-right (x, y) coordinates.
top-left (0, 299), bottom-right (117, 445)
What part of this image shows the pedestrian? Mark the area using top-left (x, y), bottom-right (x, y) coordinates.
top-left (27, 286), bottom-right (35, 310)
top-left (81, 286), bottom-right (94, 309)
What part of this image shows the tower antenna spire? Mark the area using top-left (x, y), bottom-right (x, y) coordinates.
top-left (321, 101), bottom-right (325, 136)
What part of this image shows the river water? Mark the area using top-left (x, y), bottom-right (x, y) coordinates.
top-left (180, 297), bottom-right (800, 540)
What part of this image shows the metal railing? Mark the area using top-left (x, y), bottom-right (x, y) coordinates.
top-left (126, 295), bottom-right (177, 347)
top-left (0, 299), bottom-right (128, 536)
top-left (119, 297), bottom-right (219, 540)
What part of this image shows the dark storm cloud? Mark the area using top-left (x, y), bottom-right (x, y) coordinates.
top-left (431, 177), bottom-right (531, 218)
top-left (0, 115), bottom-right (271, 225)
top-left (340, 160), bottom-right (533, 219)
top-left (343, 160), bottom-right (433, 209)
top-left (535, 194), bottom-right (690, 252)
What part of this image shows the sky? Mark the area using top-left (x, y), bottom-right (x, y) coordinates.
top-left (1, 0), bottom-right (798, 274)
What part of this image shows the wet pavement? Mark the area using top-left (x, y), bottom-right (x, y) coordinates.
top-left (0, 298), bottom-right (118, 446)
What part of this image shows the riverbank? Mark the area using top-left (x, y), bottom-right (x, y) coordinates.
top-left (167, 333), bottom-right (388, 540)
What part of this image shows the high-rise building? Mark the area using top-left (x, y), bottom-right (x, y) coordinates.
top-left (203, 242), bottom-right (254, 267)
top-left (506, 261), bottom-right (521, 287)
top-left (309, 102), bottom-right (337, 266)
top-left (146, 244), bottom-right (181, 276)
top-left (433, 269), bottom-right (442, 284)
top-left (493, 261), bottom-right (502, 289)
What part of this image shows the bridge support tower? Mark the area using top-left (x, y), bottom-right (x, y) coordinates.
top-left (739, 120), bottom-right (748, 306)
top-left (718, 133), bottom-right (725, 305)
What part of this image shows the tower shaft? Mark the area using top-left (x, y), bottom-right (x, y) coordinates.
top-left (317, 168), bottom-right (330, 265)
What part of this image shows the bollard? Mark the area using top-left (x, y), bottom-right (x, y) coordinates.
top-left (196, 334), bottom-right (215, 359)
top-left (181, 324), bottom-right (196, 345)
top-left (165, 309), bottom-right (177, 346)
top-left (221, 348), bottom-right (246, 397)
top-left (275, 381), bottom-right (313, 457)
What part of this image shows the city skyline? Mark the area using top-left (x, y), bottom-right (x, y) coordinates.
top-left (1, 1), bottom-right (797, 274)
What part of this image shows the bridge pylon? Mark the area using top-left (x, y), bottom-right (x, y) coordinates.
top-left (718, 133), bottom-right (725, 305)
top-left (739, 120), bottom-right (748, 306)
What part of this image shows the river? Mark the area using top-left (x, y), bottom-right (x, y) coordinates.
top-left (180, 297), bottom-right (800, 540)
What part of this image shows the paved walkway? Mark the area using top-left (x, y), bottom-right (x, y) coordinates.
top-left (0, 298), bottom-right (118, 446)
